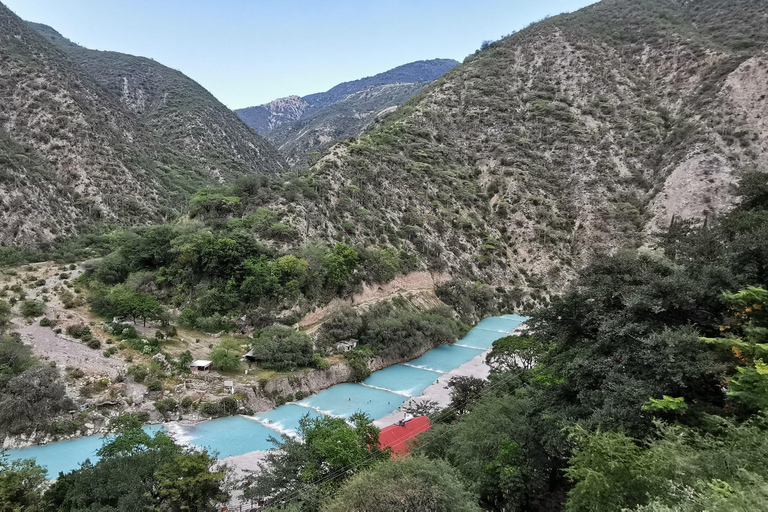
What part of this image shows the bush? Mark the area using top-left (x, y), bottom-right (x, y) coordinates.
top-left (59, 290), bottom-right (82, 309)
top-left (39, 317), bottom-right (56, 327)
top-left (20, 300), bottom-right (44, 318)
top-left (66, 368), bottom-right (85, 379)
top-left (102, 347), bottom-right (118, 358)
top-left (155, 398), bottom-right (178, 414)
top-left (86, 338), bottom-right (101, 350)
top-left (358, 303), bottom-right (465, 359)
top-left (317, 307), bottom-right (362, 350)
top-left (345, 347), bottom-right (373, 382)
top-left (127, 364), bottom-right (149, 383)
top-left (200, 401), bottom-right (221, 416)
top-left (219, 397), bottom-right (238, 415)
top-left (146, 379), bottom-right (162, 392)
top-left (181, 396), bottom-right (194, 409)
top-left (313, 354), bottom-right (331, 370)
top-left (66, 324), bottom-right (92, 339)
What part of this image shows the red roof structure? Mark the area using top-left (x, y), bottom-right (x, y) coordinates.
top-left (379, 416), bottom-right (431, 458)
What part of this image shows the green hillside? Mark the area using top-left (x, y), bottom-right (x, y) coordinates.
top-left (242, 0), bottom-right (768, 295)
top-left (0, 3), bottom-right (285, 248)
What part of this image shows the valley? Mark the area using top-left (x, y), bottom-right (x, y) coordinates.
top-left (1, 0), bottom-right (768, 510)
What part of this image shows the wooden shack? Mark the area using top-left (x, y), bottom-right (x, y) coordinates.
top-left (190, 360), bottom-right (213, 375)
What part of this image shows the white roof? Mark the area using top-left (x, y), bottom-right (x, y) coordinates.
top-left (224, 380), bottom-right (234, 387)
top-left (190, 360), bottom-right (213, 367)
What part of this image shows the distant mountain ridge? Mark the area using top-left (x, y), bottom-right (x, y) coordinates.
top-left (235, 59), bottom-right (458, 165)
top-left (236, 59), bottom-right (458, 135)
top-left (0, 2), bottom-right (286, 247)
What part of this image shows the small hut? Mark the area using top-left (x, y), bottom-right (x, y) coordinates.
top-left (190, 360), bottom-right (213, 375)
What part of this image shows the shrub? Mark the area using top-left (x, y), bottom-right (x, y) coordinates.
top-left (200, 401), bottom-right (221, 416)
top-left (86, 338), bottom-right (101, 350)
top-left (181, 396), bottom-right (194, 409)
top-left (59, 290), bottom-right (81, 309)
top-left (39, 317), bottom-right (55, 327)
top-left (127, 364), bottom-right (149, 383)
top-left (251, 326), bottom-right (314, 371)
top-left (155, 398), bottom-right (178, 414)
top-left (219, 397), bottom-right (238, 415)
top-left (66, 367), bottom-right (85, 379)
top-left (146, 379), bottom-right (162, 392)
top-left (345, 347), bottom-right (373, 382)
top-left (66, 324), bottom-right (92, 339)
top-left (102, 347), bottom-right (118, 358)
top-left (20, 300), bottom-right (44, 318)
top-left (313, 354), bottom-right (331, 370)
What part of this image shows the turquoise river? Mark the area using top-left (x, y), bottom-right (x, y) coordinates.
top-left (7, 315), bottom-right (527, 477)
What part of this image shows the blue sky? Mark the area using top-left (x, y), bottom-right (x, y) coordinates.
top-left (5, 0), bottom-right (596, 109)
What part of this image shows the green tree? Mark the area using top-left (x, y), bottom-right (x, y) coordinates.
top-left (240, 255), bottom-right (279, 301)
top-left (446, 375), bottom-right (487, 414)
top-left (244, 413), bottom-right (388, 511)
top-left (251, 326), bottom-right (314, 371)
top-left (19, 300), bottom-right (44, 318)
top-left (189, 188), bottom-right (242, 218)
top-left (154, 451), bottom-right (229, 511)
top-left (0, 302), bottom-right (11, 332)
top-left (328, 456), bottom-right (481, 512)
top-left (209, 338), bottom-right (241, 372)
top-left (324, 243), bottom-right (358, 286)
top-left (0, 334), bottom-right (35, 389)
top-left (565, 416), bottom-right (768, 512)
top-left (44, 415), bottom-right (228, 510)
top-left (0, 365), bottom-right (72, 435)
top-left (0, 453), bottom-right (46, 511)
top-left (486, 335), bottom-right (543, 374)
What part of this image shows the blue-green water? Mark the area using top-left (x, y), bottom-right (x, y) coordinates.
top-left (4, 424), bottom-right (163, 477)
top-left (6, 315), bottom-right (526, 477)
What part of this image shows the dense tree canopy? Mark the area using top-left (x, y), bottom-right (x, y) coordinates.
top-left (244, 413), bottom-right (388, 511)
top-left (44, 415), bottom-right (228, 511)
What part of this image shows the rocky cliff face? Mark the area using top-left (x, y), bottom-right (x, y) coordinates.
top-left (235, 95), bottom-right (310, 135)
top-left (0, 5), bottom-right (286, 248)
top-left (249, 0), bottom-right (768, 296)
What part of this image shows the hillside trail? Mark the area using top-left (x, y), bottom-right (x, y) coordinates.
top-left (298, 271), bottom-right (451, 335)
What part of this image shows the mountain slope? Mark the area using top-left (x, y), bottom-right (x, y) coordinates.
top-left (235, 59), bottom-right (458, 165)
top-left (28, 21), bottom-right (286, 181)
top-left (0, 3), bottom-right (284, 248)
top-left (245, 0), bottom-right (768, 295)
top-left (269, 82), bottom-right (429, 166)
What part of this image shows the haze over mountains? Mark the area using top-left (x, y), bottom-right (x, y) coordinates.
top-left (235, 59), bottom-right (459, 165)
top-left (0, 3), bottom-right (285, 247)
